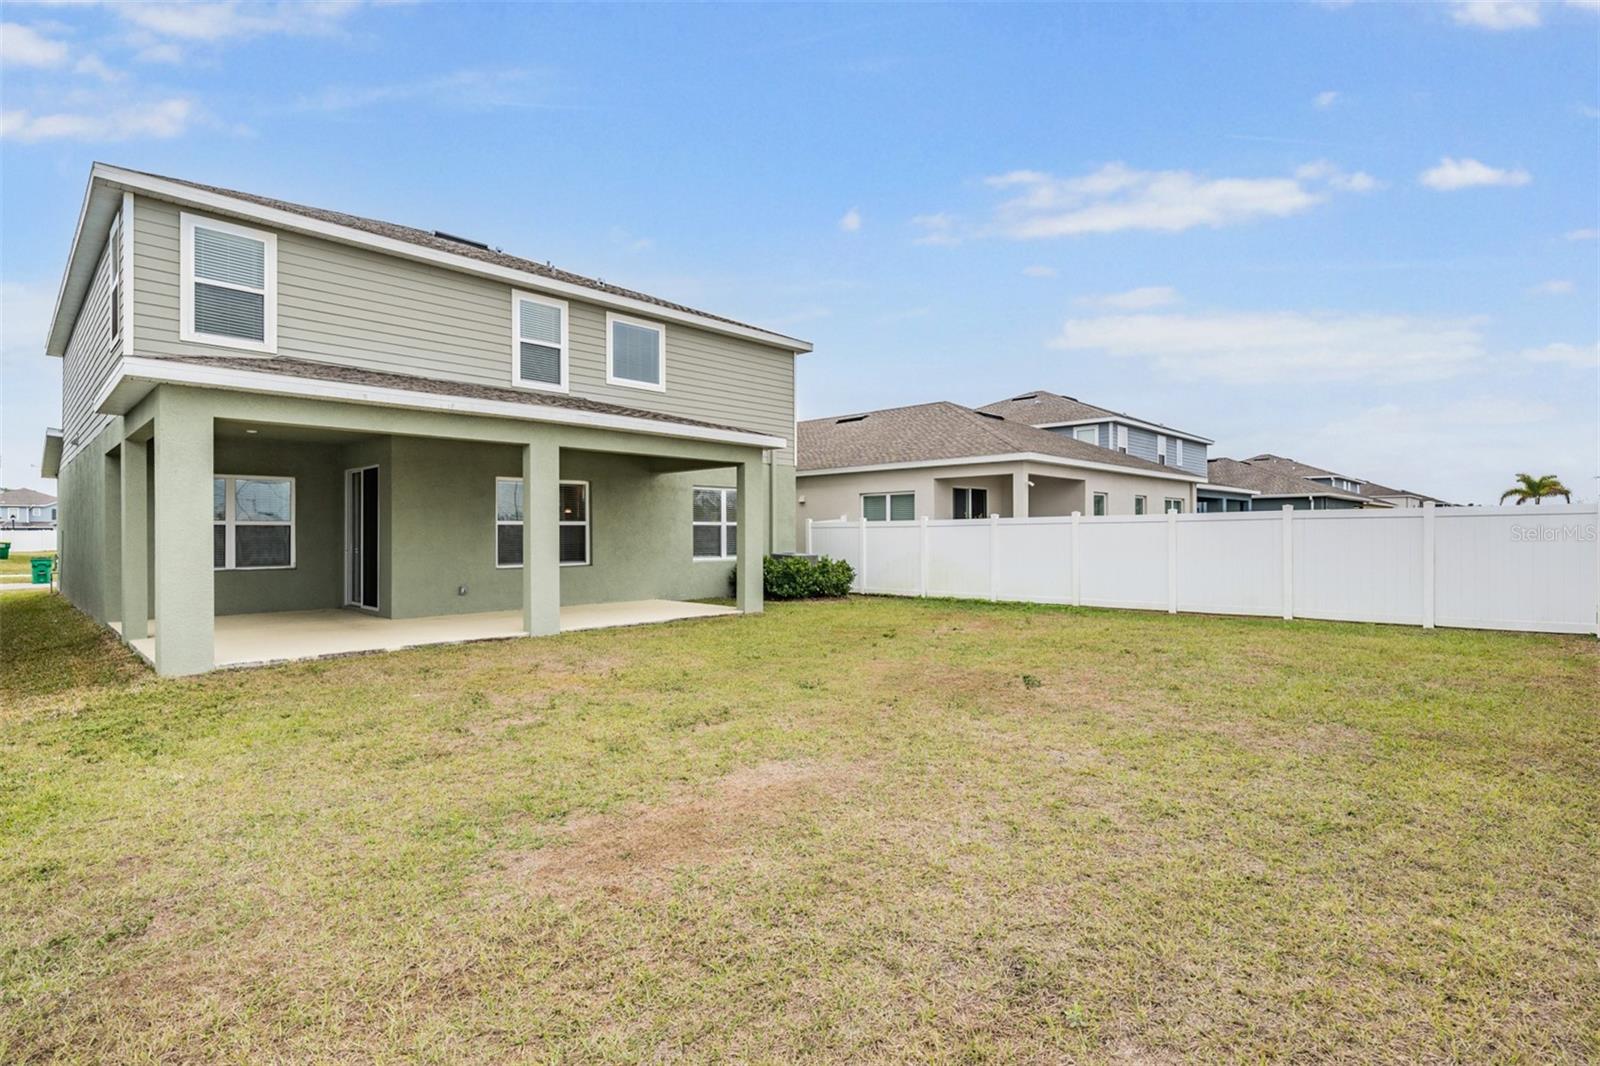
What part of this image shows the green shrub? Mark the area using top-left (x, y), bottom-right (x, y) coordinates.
top-left (763, 554), bottom-right (855, 600)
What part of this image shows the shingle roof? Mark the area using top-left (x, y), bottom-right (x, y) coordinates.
top-left (1206, 458), bottom-right (1373, 504)
top-left (798, 402), bottom-right (1195, 477)
top-left (118, 167), bottom-right (801, 344)
top-left (978, 388), bottom-right (1210, 442)
top-left (1244, 454), bottom-right (1448, 505)
top-left (0, 487), bottom-right (56, 506)
top-left (144, 354), bottom-right (773, 438)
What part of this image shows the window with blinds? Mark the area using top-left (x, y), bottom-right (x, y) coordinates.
top-left (213, 476), bottom-right (294, 570)
top-left (181, 213), bottom-right (275, 351)
top-left (513, 292), bottom-right (567, 389)
top-left (495, 478), bottom-right (590, 567)
top-left (692, 486), bottom-right (737, 559)
top-left (862, 492), bottom-right (914, 522)
top-left (606, 313), bottom-right (665, 390)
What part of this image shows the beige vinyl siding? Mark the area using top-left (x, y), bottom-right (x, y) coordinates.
top-left (131, 195), bottom-right (798, 462)
top-left (61, 230), bottom-right (120, 467)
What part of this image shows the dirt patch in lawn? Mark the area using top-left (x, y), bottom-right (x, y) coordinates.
top-left (481, 759), bottom-right (866, 899)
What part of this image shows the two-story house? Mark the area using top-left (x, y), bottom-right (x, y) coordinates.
top-left (1224, 454), bottom-right (1450, 509)
top-left (0, 488), bottom-right (59, 529)
top-left (41, 165), bottom-right (809, 675)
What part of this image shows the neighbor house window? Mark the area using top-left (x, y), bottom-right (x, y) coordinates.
top-left (606, 312), bottom-right (665, 390)
top-left (1073, 425), bottom-right (1098, 444)
top-left (512, 291), bottom-right (568, 391)
top-left (1115, 426), bottom-right (1129, 453)
top-left (1134, 495), bottom-right (1146, 515)
top-left (952, 487), bottom-right (988, 520)
top-left (693, 486), bottom-right (738, 559)
top-left (1093, 492), bottom-right (1108, 516)
top-left (1165, 498), bottom-right (1184, 514)
top-left (862, 492), bottom-right (914, 522)
top-left (180, 213), bottom-right (276, 352)
top-left (1157, 435), bottom-right (1168, 465)
top-left (107, 214), bottom-right (121, 345)
top-left (213, 476), bottom-right (294, 570)
top-left (495, 478), bottom-right (590, 567)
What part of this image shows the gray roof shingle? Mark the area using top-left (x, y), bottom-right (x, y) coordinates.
top-left (1206, 458), bottom-right (1373, 503)
top-left (1243, 454), bottom-right (1448, 504)
top-left (978, 388), bottom-right (1210, 442)
top-left (798, 402), bottom-right (1196, 477)
top-left (0, 487), bottom-right (56, 506)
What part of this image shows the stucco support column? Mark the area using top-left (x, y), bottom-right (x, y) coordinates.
top-left (736, 456), bottom-right (766, 614)
top-left (119, 437), bottom-right (148, 639)
top-left (151, 400), bottom-right (215, 675)
top-left (1012, 468), bottom-right (1031, 519)
top-left (522, 436), bottom-right (561, 637)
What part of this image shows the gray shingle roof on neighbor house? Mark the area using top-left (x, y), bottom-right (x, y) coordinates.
top-left (1243, 454), bottom-right (1448, 504)
top-left (118, 167), bottom-right (802, 345)
top-left (1206, 458), bottom-right (1373, 504)
top-left (798, 401), bottom-right (1195, 477)
top-left (143, 354), bottom-right (772, 438)
top-left (0, 487), bottom-right (57, 506)
top-left (978, 388), bottom-right (1212, 443)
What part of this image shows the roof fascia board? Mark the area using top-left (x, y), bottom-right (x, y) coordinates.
top-left (1031, 416), bottom-right (1215, 445)
top-left (95, 357), bottom-right (788, 451)
top-left (798, 452), bottom-right (1204, 483)
top-left (91, 165), bottom-right (812, 354)
top-left (1196, 482), bottom-right (1261, 496)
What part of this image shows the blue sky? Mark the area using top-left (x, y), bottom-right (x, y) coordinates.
top-left (2, 0), bottom-right (1596, 503)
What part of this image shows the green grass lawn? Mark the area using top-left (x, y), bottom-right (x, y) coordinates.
top-left (0, 551), bottom-right (52, 578)
top-left (2, 590), bottom-right (1595, 1063)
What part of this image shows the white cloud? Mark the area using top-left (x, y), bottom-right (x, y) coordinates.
top-left (0, 21), bottom-right (69, 68)
top-left (0, 97), bottom-right (195, 142)
top-left (1021, 265), bottom-right (1057, 278)
top-left (1313, 90), bottom-right (1340, 110)
top-left (134, 42), bottom-right (184, 64)
top-left (1564, 228), bottom-right (1599, 241)
top-left (1520, 341), bottom-right (1599, 369)
top-left (1050, 309), bottom-right (1485, 384)
top-left (1076, 286), bottom-right (1180, 310)
top-left (979, 161), bottom-right (1370, 239)
top-left (838, 207), bottom-right (862, 233)
top-left (1528, 279), bottom-right (1575, 296)
top-left (1294, 159), bottom-right (1381, 192)
top-left (1418, 156), bottom-right (1531, 190)
top-left (293, 67), bottom-right (557, 112)
top-left (73, 54), bottom-right (120, 81)
top-left (911, 212), bottom-right (960, 246)
top-left (114, 1), bottom-right (371, 43)
top-left (1450, 1), bottom-right (1542, 29)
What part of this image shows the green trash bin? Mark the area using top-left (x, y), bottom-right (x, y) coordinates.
top-left (31, 556), bottom-right (54, 585)
top-left (0, 542), bottom-right (10, 559)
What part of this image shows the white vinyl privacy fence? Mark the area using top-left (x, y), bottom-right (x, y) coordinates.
top-left (807, 504), bottom-right (1599, 636)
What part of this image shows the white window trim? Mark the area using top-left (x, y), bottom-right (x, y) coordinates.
top-left (693, 485), bottom-right (738, 560)
top-left (1165, 497), bottom-right (1184, 514)
top-left (1073, 425), bottom-right (1098, 444)
top-left (1116, 425), bottom-right (1129, 453)
top-left (510, 290), bottom-right (569, 393)
top-left (605, 311), bottom-right (667, 392)
top-left (952, 485), bottom-right (990, 520)
top-left (1174, 438), bottom-right (1184, 466)
top-left (1134, 495), bottom-right (1147, 515)
top-left (861, 491), bottom-right (915, 522)
top-left (495, 477), bottom-right (591, 568)
top-left (1092, 491), bottom-right (1109, 516)
top-left (179, 211), bottom-right (277, 354)
top-left (214, 474), bottom-right (295, 571)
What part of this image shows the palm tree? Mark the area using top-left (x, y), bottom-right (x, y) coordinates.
top-left (1499, 473), bottom-right (1572, 506)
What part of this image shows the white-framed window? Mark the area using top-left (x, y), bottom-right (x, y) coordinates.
top-left (862, 492), bottom-right (915, 522)
top-left (107, 213), bottom-right (122, 346)
top-left (495, 478), bottom-right (591, 568)
top-left (606, 312), bottom-right (665, 391)
top-left (1073, 425), bottom-right (1098, 444)
top-left (692, 486), bottom-right (738, 559)
top-left (1092, 492), bottom-right (1108, 517)
top-left (1165, 498), bottom-right (1184, 514)
top-left (214, 475), bottom-right (294, 570)
top-left (511, 291), bottom-right (568, 391)
top-left (952, 486), bottom-right (989, 520)
top-left (180, 212), bottom-right (276, 353)
top-left (1157, 434), bottom-right (1168, 465)
top-left (1134, 495), bottom-right (1147, 515)
top-left (1115, 425), bottom-right (1129, 453)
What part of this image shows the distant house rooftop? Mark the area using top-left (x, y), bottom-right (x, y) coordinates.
top-left (977, 389), bottom-right (1214, 444)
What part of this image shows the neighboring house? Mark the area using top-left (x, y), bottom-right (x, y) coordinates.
top-left (795, 401), bottom-right (1203, 540)
top-left (1227, 454), bottom-right (1450, 509)
top-left (1206, 457), bottom-right (1380, 511)
top-left (42, 164), bottom-right (809, 675)
top-left (0, 488), bottom-right (59, 529)
top-left (977, 389), bottom-right (1212, 480)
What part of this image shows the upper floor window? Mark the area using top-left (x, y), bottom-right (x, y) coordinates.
top-left (1157, 434), bottom-right (1168, 465)
top-left (107, 213), bottom-right (122, 346)
top-left (1073, 425), bottom-right (1098, 445)
top-left (181, 213), bottom-right (276, 353)
top-left (606, 313), bottom-right (665, 391)
top-left (1115, 425), bottom-right (1129, 453)
top-left (512, 292), bottom-right (568, 391)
